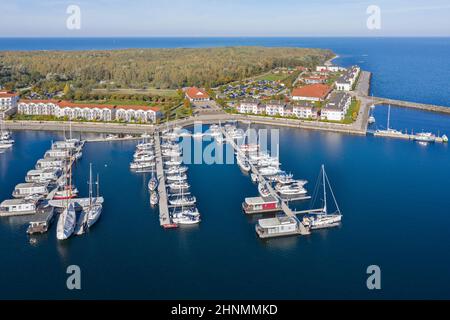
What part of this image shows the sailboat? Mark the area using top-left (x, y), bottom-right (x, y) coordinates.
top-left (170, 188), bottom-right (200, 225)
top-left (148, 171), bottom-right (158, 192)
top-left (302, 165), bottom-right (342, 230)
top-left (374, 105), bottom-right (405, 137)
top-left (56, 165), bottom-right (77, 240)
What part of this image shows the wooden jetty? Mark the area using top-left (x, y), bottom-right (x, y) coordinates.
top-left (221, 127), bottom-right (311, 237)
top-left (154, 132), bottom-right (171, 227)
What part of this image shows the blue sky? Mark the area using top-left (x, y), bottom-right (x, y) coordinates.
top-left (1, 0), bottom-right (450, 37)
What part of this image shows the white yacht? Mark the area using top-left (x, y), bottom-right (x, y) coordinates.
top-left (130, 161), bottom-right (155, 170)
top-left (162, 149), bottom-right (182, 157)
top-left (258, 183), bottom-right (271, 198)
top-left (165, 166), bottom-right (188, 175)
top-left (237, 156), bottom-right (251, 172)
top-left (172, 208), bottom-right (201, 225)
top-left (134, 155), bottom-right (156, 163)
top-left (413, 132), bottom-right (436, 143)
top-left (275, 183), bottom-right (307, 196)
top-left (148, 172), bottom-right (158, 192)
top-left (136, 142), bottom-right (154, 151)
top-left (150, 192), bottom-right (159, 206)
top-left (86, 170), bottom-right (103, 228)
top-left (258, 166), bottom-right (280, 176)
top-left (374, 105), bottom-right (407, 138)
top-left (169, 195), bottom-right (196, 206)
top-left (57, 202), bottom-right (77, 240)
top-left (302, 165), bottom-right (343, 230)
top-left (168, 181), bottom-right (190, 191)
top-left (166, 174), bottom-right (187, 182)
top-left (165, 159), bottom-right (182, 166)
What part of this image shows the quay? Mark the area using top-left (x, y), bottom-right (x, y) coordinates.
top-left (221, 127), bottom-right (311, 237)
top-left (154, 132), bottom-right (171, 227)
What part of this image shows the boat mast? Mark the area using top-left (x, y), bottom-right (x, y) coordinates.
top-left (324, 166), bottom-right (342, 216)
top-left (96, 174), bottom-right (100, 200)
top-left (387, 105), bottom-right (391, 130)
top-left (88, 163), bottom-right (93, 207)
top-left (322, 164), bottom-right (327, 214)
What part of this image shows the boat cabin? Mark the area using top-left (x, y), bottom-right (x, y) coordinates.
top-left (242, 196), bottom-right (281, 214)
top-left (35, 158), bottom-right (64, 169)
top-left (255, 216), bottom-right (299, 238)
top-left (26, 168), bottom-right (61, 183)
top-left (0, 199), bottom-right (37, 216)
top-left (12, 183), bottom-right (48, 198)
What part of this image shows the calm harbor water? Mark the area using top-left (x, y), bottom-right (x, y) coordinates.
top-left (1, 114), bottom-right (450, 299)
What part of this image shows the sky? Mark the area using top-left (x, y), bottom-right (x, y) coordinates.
top-left (1, 0), bottom-right (449, 37)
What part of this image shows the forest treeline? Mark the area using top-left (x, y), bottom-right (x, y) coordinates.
top-left (0, 47), bottom-right (333, 90)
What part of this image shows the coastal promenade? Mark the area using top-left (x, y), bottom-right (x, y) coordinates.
top-left (4, 113), bottom-right (367, 136)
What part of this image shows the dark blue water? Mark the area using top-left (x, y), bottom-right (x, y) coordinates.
top-left (1, 118), bottom-right (450, 299)
top-left (370, 104), bottom-right (450, 135)
top-left (1, 37), bottom-right (450, 107)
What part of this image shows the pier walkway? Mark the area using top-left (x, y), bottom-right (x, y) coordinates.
top-left (220, 127), bottom-right (311, 236)
top-left (154, 132), bottom-right (170, 226)
top-left (369, 96), bottom-right (450, 115)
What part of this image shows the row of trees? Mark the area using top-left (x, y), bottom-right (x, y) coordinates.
top-left (0, 47), bottom-right (333, 91)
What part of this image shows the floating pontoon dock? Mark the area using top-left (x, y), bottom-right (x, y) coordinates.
top-left (221, 127), bottom-right (311, 237)
top-left (154, 132), bottom-right (171, 227)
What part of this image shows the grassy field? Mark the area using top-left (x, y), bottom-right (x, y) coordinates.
top-left (91, 88), bottom-right (179, 98)
top-left (253, 73), bottom-right (290, 82)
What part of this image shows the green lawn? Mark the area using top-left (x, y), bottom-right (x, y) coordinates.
top-left (343, 99), bottom-right (361, 124)
top-left (253, 73), bottom-right (290, 82)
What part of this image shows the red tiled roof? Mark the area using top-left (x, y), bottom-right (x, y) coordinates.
top-left (19, 99), bottom-right (61, 104)
top-left (292, 84), bottom-right (332, 99)
top-left (58, 101), bottom-right (114, 109)
top-left (114, 105), bottom-right (160, 112)
top-left (19, 99), bottom-right (160, 112)
top-left (185, 87), bottom-right (209, 100)
top-left (0, 91), bottom-right (18, 98)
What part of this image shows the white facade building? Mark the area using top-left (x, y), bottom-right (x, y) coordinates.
top-left (0, 91), bottom-right (19, 112)
top-left (17, 100), bottom-right (160, 123)
top-left (237, 100), bottom-right (262, 114)
top-left (321, 92), bottom-right (352, 121)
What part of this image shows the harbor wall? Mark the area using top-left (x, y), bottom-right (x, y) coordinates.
top-left (4, 115), bottom-right (366, 136)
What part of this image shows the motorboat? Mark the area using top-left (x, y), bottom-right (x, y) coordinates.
top-left (413, 132), bottom-right (436, 143)
top-left (258, 166), bottom-right (280, 176)
top-left (166, 174), bottom-right (187, 182)
top-left (165, 159), bottom-right (182, 166)
top-left (134, 155), bottom-right (156, 163)
top-left (130, 161), bottom-right (155, 170)
top-left (165, 166), bottom-right (188, 175)
top-left (275, 183), bottom-right (307, 196)
top-left (168, 181), bottom-right (190, 191)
